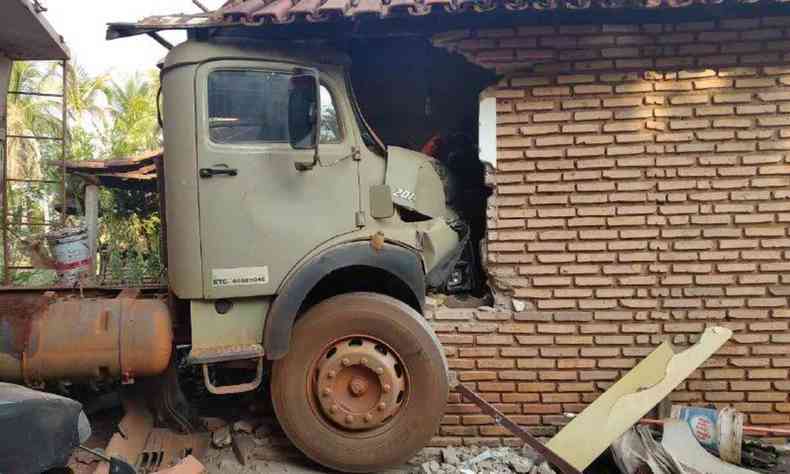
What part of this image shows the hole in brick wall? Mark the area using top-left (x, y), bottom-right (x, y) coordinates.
top-left (349, 37), bottom-right (497, 301)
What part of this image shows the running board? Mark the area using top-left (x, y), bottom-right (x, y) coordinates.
top-left (201, 357), bottom-right (263, 395)
top-left (188, 344), bottom-right (265, 395)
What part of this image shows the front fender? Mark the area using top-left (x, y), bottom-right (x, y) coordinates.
top-left (263, 241), bottom-right (425, 359)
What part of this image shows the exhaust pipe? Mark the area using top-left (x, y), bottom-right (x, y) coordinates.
top-left (0, 294), bottom-right (173, 383)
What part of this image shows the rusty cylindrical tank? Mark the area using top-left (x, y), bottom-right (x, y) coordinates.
top-left (0, 294), bottom-right (173, 383)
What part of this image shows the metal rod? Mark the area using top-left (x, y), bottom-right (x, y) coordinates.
top-left (147, 32), bottom-right (174, 50)
top-left (455, 384), bottom-right (582, 474)
top-left (5, 221), bottom-right (56, 226)
top-left (77, 446), bottom-right (112, 463)
top-left (193, 0), bottom-right (211, 12)
top-left (640, 418), bottom-right (790, 436)
top-left (2, 60), bottom-right (9, 285)
top-left (7, 90), bottom-right (63, 98)
top-left (6, 134), bottom-right (63, 141)
top-left (60, 59), bottom-right (67, 226)
top-left (6, 178), bottom-right (62, 184)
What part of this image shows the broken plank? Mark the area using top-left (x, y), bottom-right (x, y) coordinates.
top-left (546, 326), bottom-right (732, 471)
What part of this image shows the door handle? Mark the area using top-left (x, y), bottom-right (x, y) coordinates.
top-left (199, 167), bottom-right (238, 178)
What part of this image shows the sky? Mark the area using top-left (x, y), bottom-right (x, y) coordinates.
top-left (42, 0), bottom-right (226, 77)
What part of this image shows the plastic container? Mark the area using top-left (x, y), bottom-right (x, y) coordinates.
top-left (45, 227), bottom-right (91, 285)
top-left (670, 405), bottom-right (744, 464)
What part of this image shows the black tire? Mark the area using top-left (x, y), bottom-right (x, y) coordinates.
top-left (270, 292), bottom-right (448, 473)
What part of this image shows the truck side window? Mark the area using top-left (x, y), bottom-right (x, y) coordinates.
top-left (319, 85), bottom-right (341, 144)
top-left (208, 70), bottom-right (290, 144)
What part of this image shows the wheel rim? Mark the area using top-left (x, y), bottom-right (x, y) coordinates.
top-left (310, 336), bottom-right (408, 433)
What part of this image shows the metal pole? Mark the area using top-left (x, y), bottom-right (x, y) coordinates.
top-left (2, 58), bottom-right (11, 285)
top-left (85, 184), bottom-right (98, 280)
top-left (60, 59), bottom-right (67, 226)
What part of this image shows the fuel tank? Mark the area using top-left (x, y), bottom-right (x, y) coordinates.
top-left (0, 293), bottom-right (173, 383)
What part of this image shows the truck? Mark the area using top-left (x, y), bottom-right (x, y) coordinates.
top-left (0, 38), bottom-right (468, 472)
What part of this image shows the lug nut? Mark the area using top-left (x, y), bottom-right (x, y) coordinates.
top-left (364, 413), bottom-right (373, 422)
top-left (341, 358), bottom-right (351, 367)
top-left (382, 384), bottom-right (391, 393)
top-left (375, 367), bottom-right (384, 375)
top-left (322, 388), bottom-right (332, 397)
top-left (330, 404), bottom-right (338, 414)
top-left (377, 402), bottom-right (386, 411)
top-left (327, 370), bottom-right (336, 379)
top-left (345, 415), bottom-right (354, 424)
top-left (360, 357), bottom-right (368, 365)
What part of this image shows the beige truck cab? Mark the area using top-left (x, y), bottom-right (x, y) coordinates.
top-left (162, 39), bottom-right (462, 471)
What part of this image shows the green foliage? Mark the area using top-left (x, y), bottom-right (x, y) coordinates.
top-left (3, 61), bottom-right (163, 286)
top-left (102, 71), bottom-right (161, 158)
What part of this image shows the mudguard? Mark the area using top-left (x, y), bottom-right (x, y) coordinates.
top-left (263, 241), bottom-right (425, 359)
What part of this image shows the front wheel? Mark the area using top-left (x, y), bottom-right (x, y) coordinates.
top-left (270, 292), bottom-right (448, 473)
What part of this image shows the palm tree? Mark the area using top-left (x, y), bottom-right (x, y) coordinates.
top-left (63, 62), bottom-right (108, 162)
top-left (102, 72), bottom-right (161, 158)
top-left (64, 62), bottom-right (107, 123)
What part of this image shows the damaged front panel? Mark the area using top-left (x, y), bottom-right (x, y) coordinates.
top-left (385, 146), bottom-right (447, 220)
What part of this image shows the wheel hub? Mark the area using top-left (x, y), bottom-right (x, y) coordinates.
top-left (349, 377), bottom-right (369, 396)
top-left (313, 337), bottom-right (406, 431)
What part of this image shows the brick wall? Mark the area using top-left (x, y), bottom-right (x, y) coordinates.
top-left (429, 16), bottom-right (790, 446)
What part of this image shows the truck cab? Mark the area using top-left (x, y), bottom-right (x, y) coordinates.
top-left (161, 39), bottom-right (460, 471)
top-left (163, 39), bottom-right (459, 304)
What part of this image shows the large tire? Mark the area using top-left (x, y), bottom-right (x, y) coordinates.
top-left (270, 292), bottom-right (448, 473)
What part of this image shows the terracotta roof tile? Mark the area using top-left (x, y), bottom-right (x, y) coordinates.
top-left (107, 0), bottom-right (790, 38)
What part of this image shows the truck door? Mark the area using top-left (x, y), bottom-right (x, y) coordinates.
top-left (195, 60), bottom-right (359, 299)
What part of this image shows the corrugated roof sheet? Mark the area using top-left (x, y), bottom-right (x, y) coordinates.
top-left (108, 0), bottom-right (790, 38)
top-left (55, 149), bottom-right (161, 190)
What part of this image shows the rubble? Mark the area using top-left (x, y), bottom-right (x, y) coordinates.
top-left (230, 432), bottom-right (254, 466)
top-left (415, 447), bottom-right (550, 474)
top-left (200, 417), bottom-right (227, 432)
top-left (441, 447), bottom-right (460, 465)
top-left (455, 384), bottom-right (579, 474)
top-left (211, 426), bottom-right (232, 449)
top-left (153, 455), bottom-right (206, 474)
top-left (232, 419), bottom-right (256, 434)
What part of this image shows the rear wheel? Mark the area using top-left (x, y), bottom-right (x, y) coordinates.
top-left (270, 292), bottom-right (448, 473)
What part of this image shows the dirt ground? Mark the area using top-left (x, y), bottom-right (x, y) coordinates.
top-left (68, 407), bottom-right (788, 474)
top-left (69, 409), bottom-right (561, 474)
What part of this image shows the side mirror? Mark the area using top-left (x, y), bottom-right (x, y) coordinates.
top-left (288, 73), bottom-right (320, 171)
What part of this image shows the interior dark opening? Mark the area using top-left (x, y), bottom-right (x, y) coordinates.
top-left (348, 37), bottom-right (496, 301)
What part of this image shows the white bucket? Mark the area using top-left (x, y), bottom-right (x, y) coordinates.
top-left (670, 405), bottom-right (744, 464)
top-left (45, 227), bottom-right (91, 285)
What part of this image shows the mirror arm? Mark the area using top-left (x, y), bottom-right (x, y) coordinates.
top-left (294, 139), bottom-right (320, 171)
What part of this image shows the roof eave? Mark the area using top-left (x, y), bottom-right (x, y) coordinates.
top-left (0, 0), bottom-right (69, 60)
